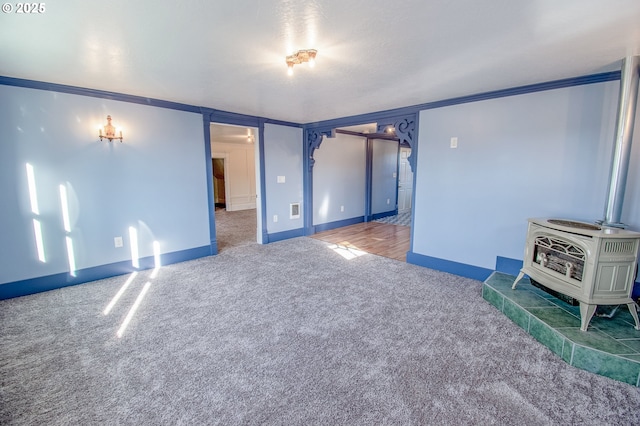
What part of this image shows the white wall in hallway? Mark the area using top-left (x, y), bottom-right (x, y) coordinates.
top-left (211, 141), bottom-right (256, 211)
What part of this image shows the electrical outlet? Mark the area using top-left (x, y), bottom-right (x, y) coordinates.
top-left (387, 198), bottom-right (390, 205)
top-left (273, 215), bottom-right (278, 223)
top-left (114, 236), bottom-right (123, 248)
top-left (340, 206), bottom-right (344, 212)
top-left (450, 137), bottom-right (458, 148)
top-left (277, 176), bottom-right (285, 183)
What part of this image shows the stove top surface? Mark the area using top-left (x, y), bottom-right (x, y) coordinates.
top-left (547, 219), bottom-right (602, 231)
top-left (529, 218), bottom-right (640, 238)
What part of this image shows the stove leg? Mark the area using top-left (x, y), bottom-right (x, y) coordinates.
top-left (579, 303), bottom-right (597, 331)
top-left (512, 271), bottom-right (525, 289)
top-left (626, 303), bottom-right (640, 331)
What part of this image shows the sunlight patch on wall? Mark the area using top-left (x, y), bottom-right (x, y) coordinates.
top-left (32, 219), bottom-right (46, 262)
top-left (129, 226), bottom-right (139, 268)
top-left (25, 163), bottom-right (39, 215)
top-left (59, 184), bottom-right (77, 276)
top-left (65, 236), bottom-right (77, 277)
top-left (26, 163), bottom-right (47, 262)
top-left (318, 193), bottom-right (330, 220)
top-left (59, 184), bottom-right (71, 232)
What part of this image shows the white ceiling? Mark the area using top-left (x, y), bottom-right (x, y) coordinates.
top-left (2, 0), bottom-right (639, 124)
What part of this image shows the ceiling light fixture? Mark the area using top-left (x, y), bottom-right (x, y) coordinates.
top-left (286, 49), bottom-right (317, 76)
top-left (99, 115), bottom-right (123, 142)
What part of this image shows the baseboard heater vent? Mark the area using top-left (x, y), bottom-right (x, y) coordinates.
top-left (290, 203), bottom-right (300, 219)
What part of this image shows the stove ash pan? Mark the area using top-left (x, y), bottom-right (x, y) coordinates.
top-left (512, 218), bottom-right (640, 331)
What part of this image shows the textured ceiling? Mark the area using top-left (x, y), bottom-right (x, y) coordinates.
top-left (1, 0), bottom-right (639, 124)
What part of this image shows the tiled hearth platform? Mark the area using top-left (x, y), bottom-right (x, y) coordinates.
top-left (483, 272), bottom-right (640, 386)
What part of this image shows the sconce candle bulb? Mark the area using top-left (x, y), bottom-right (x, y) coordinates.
top-left (99, 115), bottom-right (124, 142)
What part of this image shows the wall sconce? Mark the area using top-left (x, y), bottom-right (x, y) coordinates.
top-left (99, 115), bottom-right (123, 142)
top-left (286, 49), bottom-right (317, 76)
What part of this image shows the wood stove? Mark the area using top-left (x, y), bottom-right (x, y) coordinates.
top-left (512, 218), bottom-right (640, 331)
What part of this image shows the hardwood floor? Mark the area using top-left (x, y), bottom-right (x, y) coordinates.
top-left (310, 221), bottom-right (410, 262)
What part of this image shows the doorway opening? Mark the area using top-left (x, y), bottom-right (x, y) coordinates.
top-left (210, 123), bottom-right (260, 252)
top-left (335, 123), bottom-right (413, 227)
top-left (212, 158), bottom-right (227, 210)
top-left (386, 145), bottom-right (413, 226)
top-left (310, 122), bottom-right (412, 261)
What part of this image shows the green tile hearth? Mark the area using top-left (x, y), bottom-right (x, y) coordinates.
top-left (558, 328), bottom-right (637, 355)
top-left (484, 271), bottom-right (640, 387)
top-left (621, 339), bottom-right (640, 352)
top-left (526, 306), bottom-right (582, 328)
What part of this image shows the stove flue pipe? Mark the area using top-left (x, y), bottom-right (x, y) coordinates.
top-left (602, 56), bottom-right (640, 228)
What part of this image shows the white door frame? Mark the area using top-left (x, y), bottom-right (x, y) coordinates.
top-left (210, 122), bottom-right (262, 245)
top-left (254, 130), bottom-right (263, 244)
top-left (398, 146), bottom-right (413, 213)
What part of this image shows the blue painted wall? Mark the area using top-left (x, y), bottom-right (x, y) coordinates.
top-left (411, 79), bottom-right (640, 272)
top-left (371, 139), bottom-right (399, 215)
top-left (621, 99), bottom-right (640, 231)
top-left (3, 71), bottom-right (639, 296)
top-left (0, 84), bottom-right (211, 286)
top-left (263, 123), bottom-right (304, 234)
top-left (313, 133), bottom-right (366, 226)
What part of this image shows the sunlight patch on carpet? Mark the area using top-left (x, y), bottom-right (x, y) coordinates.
top-left (117, 281), bottom-right (151, 338)
top-left (327, 242), bottom-right (368, 260)
top-left (103, 272), bottom-right (138, 315)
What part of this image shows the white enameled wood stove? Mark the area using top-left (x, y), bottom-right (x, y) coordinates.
top-left (510, 57), bottom-right (640, 332)
top-left (512, 218), bottom-right (640, 331)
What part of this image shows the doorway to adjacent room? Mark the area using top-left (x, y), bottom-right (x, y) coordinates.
top-left (210, 123), bottom-right (260, 252)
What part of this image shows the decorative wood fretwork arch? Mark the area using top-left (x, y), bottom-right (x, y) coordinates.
top-left (303, 113), bottom-right (418, 234)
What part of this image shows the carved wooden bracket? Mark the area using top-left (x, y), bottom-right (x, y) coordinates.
top-left (377, 115), bottom-right (417, 172)
top-left (306, 128), bottom-right (335, 171)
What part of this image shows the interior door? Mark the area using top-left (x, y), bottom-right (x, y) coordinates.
top-left (397, 147), bottom-right (413, 212)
